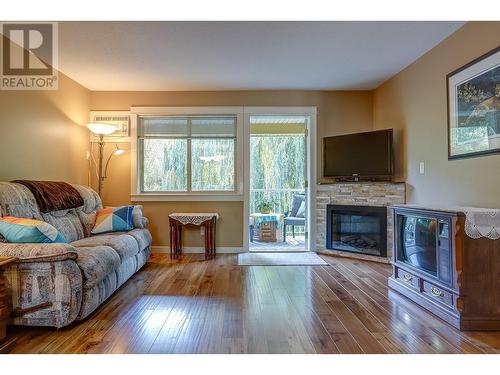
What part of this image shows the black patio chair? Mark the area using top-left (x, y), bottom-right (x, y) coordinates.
top-left (283, 194), bottom-right (305, 241)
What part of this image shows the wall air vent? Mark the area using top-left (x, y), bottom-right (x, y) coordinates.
top-left (90, 111), bottom-right (131, 141)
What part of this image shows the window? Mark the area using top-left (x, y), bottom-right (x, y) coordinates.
top-left (138, 115), bottom-right (237, 193)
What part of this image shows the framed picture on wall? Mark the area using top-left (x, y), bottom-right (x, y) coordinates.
top-left (447, 46), bottom-right (500, 159)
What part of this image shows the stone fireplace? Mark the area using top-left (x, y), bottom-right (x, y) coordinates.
top-left (316, 182), bottom-right (405, 263)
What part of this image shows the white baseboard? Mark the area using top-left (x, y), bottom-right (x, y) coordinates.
top-left (152, 246), bottom-right (245, 254)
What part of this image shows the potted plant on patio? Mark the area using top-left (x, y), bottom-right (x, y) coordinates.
top-left (257, 198), bottom-right (275, 214)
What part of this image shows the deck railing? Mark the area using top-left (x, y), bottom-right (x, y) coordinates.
top-left (250, 188), bottom-right (305, 214)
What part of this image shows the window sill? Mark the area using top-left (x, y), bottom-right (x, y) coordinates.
top-left (130, 193), bottom-right (244, 202)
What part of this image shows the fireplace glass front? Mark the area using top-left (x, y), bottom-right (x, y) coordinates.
top-left (326, 205), bottom-right (387, 257)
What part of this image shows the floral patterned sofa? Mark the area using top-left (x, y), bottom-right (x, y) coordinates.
top-left (0, 182), bottom-right (152, 328)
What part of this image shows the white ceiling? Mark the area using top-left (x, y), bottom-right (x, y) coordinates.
top-left (58, 21), bottom-right (465, 91)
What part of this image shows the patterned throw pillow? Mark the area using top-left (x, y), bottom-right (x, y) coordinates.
top-left (91, 206), bottom-right (134, 235)
top-left (0, 216), bottom-right (67, 243)
top-left (132, 205), bottom-right (146, 229)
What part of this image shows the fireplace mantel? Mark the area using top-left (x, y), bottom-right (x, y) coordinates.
top-left (316, 182), bottom-right (406, 263)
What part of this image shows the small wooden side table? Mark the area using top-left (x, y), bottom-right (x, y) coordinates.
top-left (169, 213), bottom-right (219, 260)
top-left (0, 256), bottom-right (17, 354)
top-left (249, 213), bottom-right (284, 242)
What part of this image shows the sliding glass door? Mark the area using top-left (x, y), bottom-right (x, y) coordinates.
top-left (248, 115), bottom-right (308, 252)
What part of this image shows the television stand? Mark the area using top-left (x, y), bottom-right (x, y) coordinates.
top-left (389, 205), bottom-right (500, 331)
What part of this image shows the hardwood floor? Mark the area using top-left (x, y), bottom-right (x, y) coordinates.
top-left (8, 253), bottom-right (500, 354)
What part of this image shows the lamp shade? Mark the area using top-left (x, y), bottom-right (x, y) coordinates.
top-left (87, 123), bottom-right (118, 135)
top-left (114, 146), bottom-right (125, 155)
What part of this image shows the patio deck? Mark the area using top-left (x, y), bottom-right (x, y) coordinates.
top-left (249, 235), bottom-right (306, 252)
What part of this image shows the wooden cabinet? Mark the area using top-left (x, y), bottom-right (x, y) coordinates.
top-left (258, 221), bottom-right (283, 242)
top-left (0, 256), bottom-right (17, 353)
top-left (249, 213), bottom-right (284, 243)
top-left (389, 206), bottom-right (500, 331)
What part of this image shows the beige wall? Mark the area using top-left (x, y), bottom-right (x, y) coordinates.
top-left (0, 73), bottom-right (90, 184)
top-left (90, 90), bottom-right (373, 247)
top-left (373, 22), bottom-right (500, 207)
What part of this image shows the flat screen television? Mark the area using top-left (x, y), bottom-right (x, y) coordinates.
top-left (323, 129), bottom-right (394, 181)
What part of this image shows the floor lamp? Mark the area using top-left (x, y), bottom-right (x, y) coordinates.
top-left (87, 123), bottom-right (123, 196)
